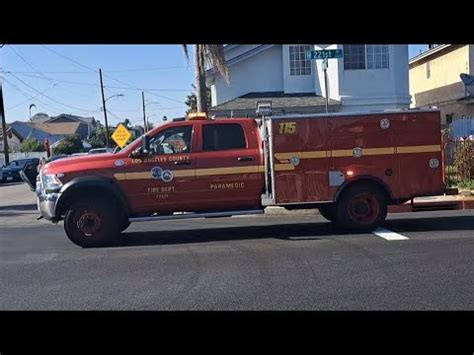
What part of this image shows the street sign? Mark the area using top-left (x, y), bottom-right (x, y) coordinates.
top-left (306, 49), bottom-right (343, 60)
top-left (111, 123), bottom-right (132, 148)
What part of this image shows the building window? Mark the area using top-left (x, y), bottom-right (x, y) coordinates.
top-left (426, 61), bottom-right (431, 79)
top-left (343, 45), bottom-right (389, 70)
top-left (289, 45), bottom-right (312, 76)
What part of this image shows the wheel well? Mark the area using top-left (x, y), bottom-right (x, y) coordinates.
top-left (56, 186), bottom-right (128, 218)
top-left (335, 178), bottom-right (392, 204)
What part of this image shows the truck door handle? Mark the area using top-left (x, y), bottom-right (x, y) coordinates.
top-left (238, 156), bottom-right (254, 162)
top-left (174, 160), bottom-right (191, 166)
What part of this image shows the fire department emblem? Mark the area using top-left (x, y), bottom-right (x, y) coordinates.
top-left (380, 118), bottom-right (390, 129)
top-left (151, 167), bottom-right (163, 180)
top-left (290, 156), bottom-right (300, 166)
top-left (162, 169), bottom-right (174, 183)
top-left (353, 147), bottom-right (363, 158)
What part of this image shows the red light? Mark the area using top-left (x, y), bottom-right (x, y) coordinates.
top-left (346, 170), bottom-right (354, 176)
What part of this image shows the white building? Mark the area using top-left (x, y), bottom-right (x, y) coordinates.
top-left (206, 44), bottom-right (410, 117)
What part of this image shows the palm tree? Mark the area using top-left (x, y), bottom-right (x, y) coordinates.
top-left (182, 44), bottom-right (229, 114)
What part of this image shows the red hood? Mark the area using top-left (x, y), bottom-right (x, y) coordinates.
top-left (42, 153), bottom-right (120, 175)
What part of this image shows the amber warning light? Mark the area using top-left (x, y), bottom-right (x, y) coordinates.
top-left (187, 112), bottom-right (208, 120)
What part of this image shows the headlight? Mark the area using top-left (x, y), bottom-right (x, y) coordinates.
top-left (42, 174), bottom-right (63, 193)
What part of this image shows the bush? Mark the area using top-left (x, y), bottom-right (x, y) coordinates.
top-left (20, 138), bottom-right (45, 152)
top-left (53, 134), bottom-right (83, 155)
top-left (453, 141), bottom-right (474, 181)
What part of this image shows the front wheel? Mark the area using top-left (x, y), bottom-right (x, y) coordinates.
top-left (335, 183), bottom-right (388, 232)
top-left (64, 197), bottom-right (121, 248)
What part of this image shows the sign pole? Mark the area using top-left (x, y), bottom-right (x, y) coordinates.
top-left (323, 58), bottom-right (329, 113)
top-left (307, 49), bottom-right (343, 115)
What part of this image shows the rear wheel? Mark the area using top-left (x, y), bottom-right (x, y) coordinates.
top-left (120, 220), bottom-right (131, 232)
top-left (64, 197), bottom-right (121, 248)
top-left (318, 204), bottom-right (336, 222)
top-left (335, 183), bottom-right (388, 232)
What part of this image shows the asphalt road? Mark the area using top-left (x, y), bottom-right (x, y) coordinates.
top-left (1, 187), bottom-right (473, 310)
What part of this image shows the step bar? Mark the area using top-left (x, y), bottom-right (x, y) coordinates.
top-left (129, 209), bottom-right (264, 223)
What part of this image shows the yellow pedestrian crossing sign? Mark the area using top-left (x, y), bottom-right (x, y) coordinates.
top-left (111, 123), bottom-right (132, 148)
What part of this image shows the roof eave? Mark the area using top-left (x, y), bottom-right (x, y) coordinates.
top-left (409, 44), bottom-right (452, 65)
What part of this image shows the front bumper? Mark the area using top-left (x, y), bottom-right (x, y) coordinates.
top-left (36, 186), bottom-right (60, 221)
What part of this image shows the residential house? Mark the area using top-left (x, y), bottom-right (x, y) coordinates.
top-left (206, 45), bottom-right (410, 117)
top-left (409, 44), bottom-right (474, 125)
top-left (0, 126), bottom-right (23, 152)
top-left (31, 112), bottom-right (99, 136)
top-left (9, 121), bottom-right (89, 146)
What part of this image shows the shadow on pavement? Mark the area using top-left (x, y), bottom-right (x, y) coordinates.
top-left (119, 222), bottom-right (334, 247)
top-left (0, 203), bottom-right (37, 211)
top-left (113, 215), bottom-right (474, 248)
top-left (384, 215), bottom-right (474, 233)
top-left (0, 182), bottom-right (24, 187)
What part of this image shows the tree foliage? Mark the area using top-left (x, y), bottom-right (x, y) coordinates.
top-left (20, 138), bottom-right (45, 153)
top-left (87, 127), bottom-right (115, 149)
top-left (53, 134), bottom-right (83, 155)
top-left (185, 85), bottom-right (211, 114)
top-left (182, 44), bottom-right (228, 113)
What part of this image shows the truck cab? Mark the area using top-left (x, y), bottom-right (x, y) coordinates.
top-left (37, 114), bottom-right (265, 247)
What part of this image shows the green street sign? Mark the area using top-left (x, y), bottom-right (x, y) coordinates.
top-left (306, 49), bottom-right (343, 60)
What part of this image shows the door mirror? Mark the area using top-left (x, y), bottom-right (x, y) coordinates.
top-left (142, 135), bottom-right (150, 155)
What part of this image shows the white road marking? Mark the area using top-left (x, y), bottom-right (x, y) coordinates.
top-left (373, 227), bottom-right (409, 241)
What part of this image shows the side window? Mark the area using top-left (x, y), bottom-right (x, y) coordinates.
top-left (203, 123), bottom-right (246, 151)
top-left (149, 125), bottom-right (192, 155)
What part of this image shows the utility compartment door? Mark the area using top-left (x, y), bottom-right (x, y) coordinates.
top-left (272, 117), bottom-right (331, 204)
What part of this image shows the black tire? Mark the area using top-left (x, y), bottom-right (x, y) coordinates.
top-left (335, 182), bottom-right (388, 232)
top-left (318, 204), bottom-right (337, 222)
top-left (120, 220), bottom-right (131, 232)
top-left (64, 196), bottom-right (121, 248)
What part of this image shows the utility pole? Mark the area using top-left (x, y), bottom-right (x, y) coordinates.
top-left (142, 91), bottom-right (148, 133)
top-left (1, 46), bottom-right (10, 165)
top-left (99, 68), bottom-right (110, 147)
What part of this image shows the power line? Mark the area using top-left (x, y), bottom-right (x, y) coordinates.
top-left (3, 66), bottom-right (191, 74)
top-left (41, 45), bottom-right (98, 73)
top-left (3, 76), bottom-right (66, 114)
top-left (8, 73), bottom-right (98, 114)
top-left (106, 65), bottom-right (191, 72)
top-left (7, 47), bottom-right (98, 100)
top-left (2, 72), bottom-right (99, 87)
top-left (39, 45), bottom-right (188, 105)
top-left (2, 72), bottom-right (191, 92)
top-left (6, 83), bottom-right (57, 110)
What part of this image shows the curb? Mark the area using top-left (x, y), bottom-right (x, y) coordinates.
top-left (264, 206), bottom-right (319, 216)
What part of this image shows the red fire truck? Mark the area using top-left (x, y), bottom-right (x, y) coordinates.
top-left (36, 109), bottom-right (455, 247)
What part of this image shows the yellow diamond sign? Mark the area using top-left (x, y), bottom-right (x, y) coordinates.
top-left (111, 123), bottom-right (132, 148)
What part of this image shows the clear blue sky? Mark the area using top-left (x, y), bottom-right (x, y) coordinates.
top-left (1, 45), bottom-right (195, 126)
top-left (1, 45), bottom-right (428, 125)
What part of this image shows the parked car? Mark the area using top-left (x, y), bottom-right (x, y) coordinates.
top-left (1, 158), bottom-right (39, 183)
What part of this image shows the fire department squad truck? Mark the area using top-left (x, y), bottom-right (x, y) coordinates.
top-left (36, 108), bottom-right (454, 247)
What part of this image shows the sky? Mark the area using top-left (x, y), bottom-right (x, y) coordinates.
top-left (1, 45), bottom-right (429, 126)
